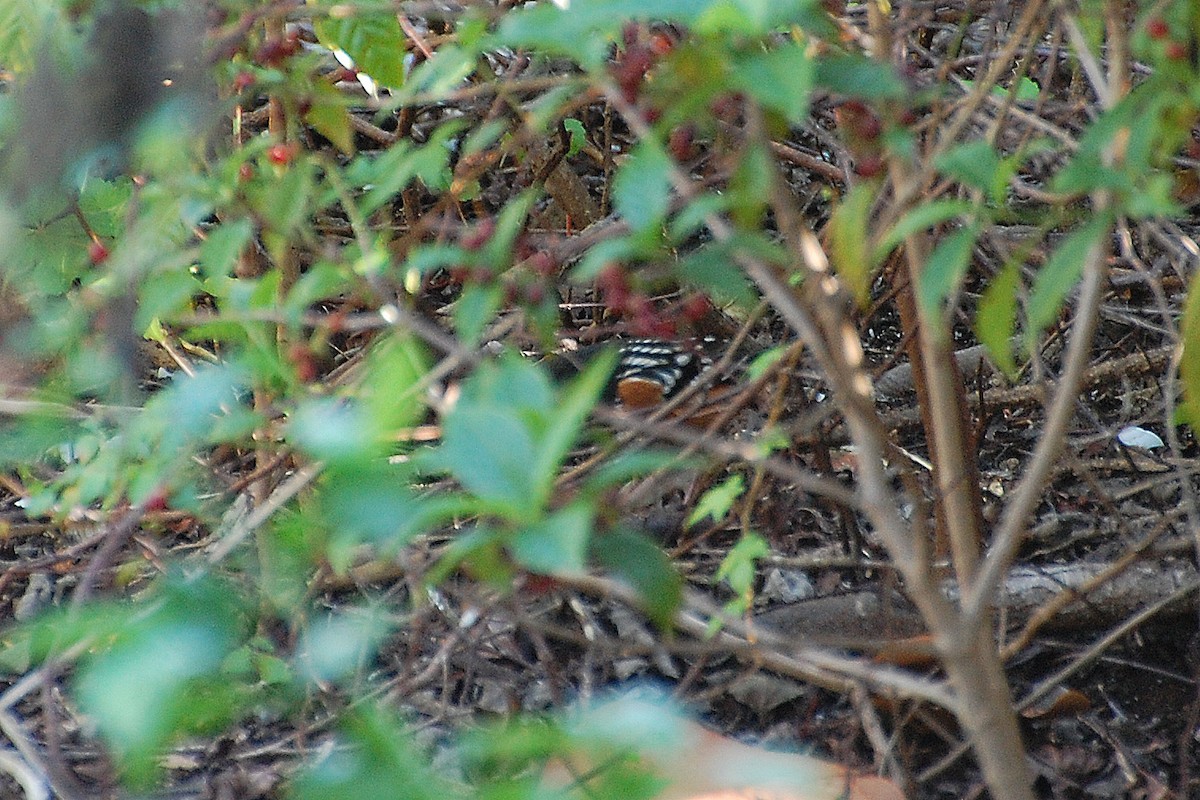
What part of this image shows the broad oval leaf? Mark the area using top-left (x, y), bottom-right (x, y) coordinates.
top-left (1027, 213), bottom-right (1112, 336)
top-left (613, 139), bottom-right (673, 233)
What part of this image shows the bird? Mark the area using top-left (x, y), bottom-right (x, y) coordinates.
top-left (542, 337), bottom-right (708, 410)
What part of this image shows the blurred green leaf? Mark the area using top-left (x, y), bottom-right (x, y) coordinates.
top-left (614, 139), bottom-right (673, 233)
top-left (296, 607), bottom-right (392, 683)
top-left (289, 397), bottom-right (379, 464)
top-left (687, 474), bottom-right (744, 528)
top-left (828, 182), bottom-right (876, 305)
top-left (677, 246), bottom-right (759, 307)
top-left (918, 224), bottom-right (980, 323)
top-left (593, 529), bottom-right (682, 629)
top-left (360, 333), bottom-right (429, 435)
top-left (732, 42), bottom-right (813, 123)
top-left (1180, 268), bottom-right (1200, 433)
top-left (873, 199), bottom-right (974, 265)
top-left (979, 262), bottom-right (1017, 379)
top-left (292, 705), bottom-right (456, 800)
top-left (510, 502), bottom-right (593, 574)
top-left (438, 405), bottom-right (538, 515)
top-left (1027, 213), bottom-right (1112, 337)
top-left (453, 283), bottom-right (503, 346)
top-left (198, 219), bottom-right (253, 281)
top-left (75, 574), bottom-right (248, 786)
top-left (564, 117), bottom-right (586, 156)
top-left (305, 91), bottom-right (355, 155)
top-left (936, 141), bottom-right (1002, 199)
top-left (531, 348), bottom-right (615, 499)
top-left (814, 55), bottom-right (908, 99)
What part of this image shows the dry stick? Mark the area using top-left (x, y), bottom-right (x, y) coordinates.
top-left (1017, 576), bottom-right (1200, 714)
top-left (560, 572), bottom-right (955, 707)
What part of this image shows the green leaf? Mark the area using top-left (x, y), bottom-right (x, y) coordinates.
top-left (873, 199), bottom-right (975, 265)
top-left (1180, 268), bottom-right (1200, 433)
top-left (0, 1), bottom-right (63, 75)
top-left (284, 261), bottom-right (347, 318)
top-left (745, 345), bottom-right (786, 382)
top-left (584, 449), bottom-right (694, 494)
top-left (917, 224), bottom-right (979, 323)
top-left (729, 140), bottom-right (772, 228)
top-left (481, 190), bottom-right (537, 269)
top-left (530, 348), bottom-right (617, 500)
top-left (571, 236), bottom-right (644, 281)
top-left (814, 55), bottom-right (908, 100)
top-left (135, 268), bottom-right (202, 332)
top-left (360, 333), bottom-right (429, 435)
top-left (936, 141), bottom-right (1002, 197)
top-left (305, 93), bottom-right (354, 155)
top-left (1027, 213), bottom-right (1112, 336)
top-left (320, 463), bottom-right (427, 564)
top-left (453, 283), bottom-right (503, 346)
top-left (393, 44), bottom-right (476, 102)
top-left (564, 117), bottom-right (587, 156)
top-left (592, 529), bottom-right (682, 629)
top-left (715, 531), bottom-right (769, 601)
top-left (828, 182), bottom-right (877, 305)
top-left (198, 219), bottom-right (252, 280)
top-left (613, 139), bottom-right (672, 233)
top-left (75, 575), bottom-right (248, 786)
top-left (77, 177), bottom-right (134, 238)
top-left (288, 398), bottom-right (383, 466)
top-left (439, 406), bottom-right (537, 515)
top-left (312, 8), bottom-right (407, 91)
top-left (687, 474), bottom-right (745, 528)
top-left (976, 263), bottom-right (1020, 379)
top-left (732, 42), bottom-right (813, 123)
top-left (510, 502), bottom-right (593, 574)
top-left (292, 705), bottom-right (453, 800)
top-left (296, 607), bottom-right (391, 682)
top-left (693, 0), bottom-right (821, 36)
top-left (677, 247), bottom-right (758, 308)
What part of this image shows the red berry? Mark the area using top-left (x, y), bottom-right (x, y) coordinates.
top-left (681, 293), bottom-right (712, 322)
top-left (88, 239), bottom-right (109, 264)
top-left (854, 154), bottom-right (884, 178)
top-left (266, 142), bottom-right (299, 165)
top-left (461, 219), bottom-right (495, 251)
top-left (238, 162), bottom-right (254, 181)
top-left (143, 491), bottom-right (169, 512)
top-left (527, 251), bottom-right (557, 278)
top-left (597, 264), bottom-right (629, 294)
top-left (622, 22), bottom-right (640, 49)
top-left (649, 30), bottom-right (675, 56)
top-left (503, 281), bottom-right (520, 304)
top-left (835, 100), bottom-right (882, 140)
top-left (232, 71), bottom-right (255, 92)
top-left (711, 93), bottom-right (744, 122)
top-left (1165, 40), bottom-right (1189, 61)
top-left (288, 343), bottom-right (319, 383)
top-left (1146, 17), bottom-right (1170, 40)
top-left (668, 125), bottom-right (697, 161)
top-left (522, 573), bottom-right (561, 595)
top-left (253, 34), bottom-right (300, 67)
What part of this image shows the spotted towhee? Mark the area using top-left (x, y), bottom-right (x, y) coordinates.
top-left (542, 338), bottom-right (707, 410)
